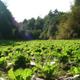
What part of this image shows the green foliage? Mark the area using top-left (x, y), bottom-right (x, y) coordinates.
top-left (1, 0), bottom-right (80, 39)
top-left (0, 57), bottom-right (7, 70)
top-left (8, 68), bottom-right (33, 80)
top-left (0, 40), bottom-right (80, 79)
top-left (57, 0), bottom-right (80, 39)
top-left (0, 0), bottom-right (17, 39)
top-left (69, 67), bottom-right (80, 75)
top-left (40, 10), bottom-right (63, 39)
top-left (35, 63), bottom-right (60, 80)
top-left (8, 69), bottom-right (16, 80)
top-left (20, 9), bottom-right (64, 40)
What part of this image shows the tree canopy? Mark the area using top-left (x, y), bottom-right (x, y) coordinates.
top-left (0, 0), bottom-right (80, 40)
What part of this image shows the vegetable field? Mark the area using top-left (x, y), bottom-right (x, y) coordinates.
top-left (0, 40), bottom-right (80, 80)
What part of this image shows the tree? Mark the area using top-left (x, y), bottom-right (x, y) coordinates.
top-left (21, 17), bottom-right (44, 39)
top-left (40, 10), bottom-right (63, 39)
top-left (57, 0), bottom-right (80, 39)
top-left (56, 13), bottom-right (71, 39)
top-left (0, 0), bottom-right (17, 39)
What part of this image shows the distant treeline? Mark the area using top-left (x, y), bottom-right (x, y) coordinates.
top-left (0, 0), bottom-right (80, 40)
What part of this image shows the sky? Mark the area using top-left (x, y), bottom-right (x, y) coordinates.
top-left (2, 0), bottom-right (74, 22)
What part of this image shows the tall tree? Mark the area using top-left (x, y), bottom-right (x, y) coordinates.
top-left (40, 10), bottom-right (63, 39)
top-left (57, 0), bottom-right (80, 39)
top-left (0, 0), bottom-right (17, 39)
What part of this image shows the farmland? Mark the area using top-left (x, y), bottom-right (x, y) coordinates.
top-left (0, 40), bottom-right (80, 80)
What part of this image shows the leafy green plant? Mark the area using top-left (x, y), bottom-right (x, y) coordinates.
top-left (8, 68), bottom-right (33, 80)
top-left (35, 62), bottom-right (60, 80)
top-left (8, 69), bottom-right (16, 80)
top-left (0, 57), bottom-right (7, 70)
top-left (69, 67), bottom-right (80, 75)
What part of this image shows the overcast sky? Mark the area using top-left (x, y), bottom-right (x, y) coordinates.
top-left (2, 0), bottom-right (74, 22)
